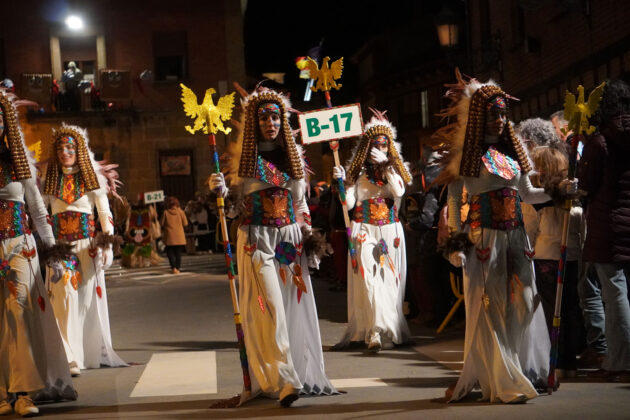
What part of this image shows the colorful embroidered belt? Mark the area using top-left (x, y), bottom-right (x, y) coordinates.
top-left (243, 187), bottom-right (296, 228)
top-left (52, 211), bottom-right (95, 241)
top-left (0, 200), bottom-right (30, 240)
top-left (353, 197), bottom-right (399, 225)
top-left (468, 188), bottom-right (523, 231)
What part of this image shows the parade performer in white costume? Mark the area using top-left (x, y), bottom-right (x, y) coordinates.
top-left (432, 71), bottom-right (566, 403)
top-left (41, 124), bottom-right (126, 374)
top-left (332, 108), bottom-right (412, 352)
top-left (0, 89), bottom-right (77, 417)
top-left (209, 86), bottom-right (336, 407)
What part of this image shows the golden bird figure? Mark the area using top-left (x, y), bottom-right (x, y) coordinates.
top-left (305, 56), bottom-right (343, 92)
top-left (563, 82), bottom-right (606, 136)
top-left (180, 83), bottom-right (235, 135)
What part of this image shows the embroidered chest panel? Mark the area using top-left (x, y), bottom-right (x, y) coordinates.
top-left (255, 155), bottom-right (290, 187)
top-left (482, 146), bottom-right (520, 180)
top-left (56, 173), bottom-right (86, 204)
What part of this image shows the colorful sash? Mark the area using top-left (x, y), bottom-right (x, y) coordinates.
top-left (57, 173), bottom-right (86, 204)
top-left (482, 146), bottom-right (520, 180)
top-left (255, 155), bottom-right (290, 187)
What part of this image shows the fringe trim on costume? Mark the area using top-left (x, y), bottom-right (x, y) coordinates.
top-left (440, 231), bottom-right (473, 256)
top-left (38, 242), bottom-right (75, 264)
top-left (301, 225), bottom-right (329, 261)
top-left (94, 232), bottom-right (123, 252)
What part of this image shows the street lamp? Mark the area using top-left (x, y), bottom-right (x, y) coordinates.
top-left (435, 6), bottom-right (459, 48)
top-left (65, 15), bottom-right (84, 31)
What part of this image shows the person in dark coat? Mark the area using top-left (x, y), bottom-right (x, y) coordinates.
top-left (578, 79), bottom-right (630, 379)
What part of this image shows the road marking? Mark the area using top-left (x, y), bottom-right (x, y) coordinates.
top-left (330, 378), bottom-right (387, 388)
top-left (130, 351), bottom-right (217, 397)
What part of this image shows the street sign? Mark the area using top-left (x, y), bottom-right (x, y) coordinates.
top-left (298, 103), bottom-right (363, 144)
top-left (144, 190), bottom-right (165, 204)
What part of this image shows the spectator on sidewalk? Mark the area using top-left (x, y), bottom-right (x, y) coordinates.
top-left (161, 196), bottom-right (188, 274)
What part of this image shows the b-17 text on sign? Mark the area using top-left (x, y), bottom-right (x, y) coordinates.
top-left (298, 104), bottom-right (363, 145)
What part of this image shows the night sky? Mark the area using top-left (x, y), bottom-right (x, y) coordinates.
top-left (243, 0), bottom-right (450, 107)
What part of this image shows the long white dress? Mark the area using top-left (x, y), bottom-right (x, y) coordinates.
top-left (448, 154), bottom-right (551, 403)
top-left (0, 172), bottom-right (77, 402)
top-left (337, 168), bottom-right (411, 347)
top-left (235, 175), bottom-right (336, 404)
top-left (43, 167), bottom-right (126, 370)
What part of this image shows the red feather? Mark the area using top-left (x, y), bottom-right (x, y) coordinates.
top-left (96, 285), bottom-right (102, 298)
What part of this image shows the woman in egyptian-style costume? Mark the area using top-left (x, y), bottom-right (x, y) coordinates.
top-left (0, 89), bottom-right (77, 417)
top-left (332, 108), bottom-right (412, 352)
top-left (431, 71), bottom-right (573, 403)
top-left (209, 85), bottom-right (336, 407)
top-left (40, 124), bottom-right (127, 374)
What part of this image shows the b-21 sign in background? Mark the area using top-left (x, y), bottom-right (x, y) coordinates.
top-left (298, 103), bottom-right (363, 144)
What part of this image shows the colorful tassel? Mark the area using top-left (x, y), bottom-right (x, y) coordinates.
top-left (244, 243), bottom-right (257, 256)
top-left (274, 242), bottom-right (297, 265)
top-left (257, 295), bottom-right (265, 313)
top-left (7, 281), bottom-right (17, 298)
top-left (96, 285), bottom-right (102, 299)
top-left (279, 267), bottom-right (287, 285)
top-left (21, 248), bottom-right (36, 260)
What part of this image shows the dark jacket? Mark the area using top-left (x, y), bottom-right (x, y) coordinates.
top-left (579, 114), bottom-right (630, 263)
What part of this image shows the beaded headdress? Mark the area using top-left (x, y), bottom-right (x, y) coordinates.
top-left (0, 88), bottom-right (36, 180)
top-left (236, 88), bottom-right (304, 180)
top-left (430, 69), bottom-right (531, 184)
top-left (43, 124), bottom-right (101, 196)
top-left (347, 107), bottom-right (412, 185)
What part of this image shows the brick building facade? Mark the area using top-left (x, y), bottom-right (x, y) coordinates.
top-left (352, 0), bottom-right (630, 165)
top-left (1, 0), bottom-right (245, 201)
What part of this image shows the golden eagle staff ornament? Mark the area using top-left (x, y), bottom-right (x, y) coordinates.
top-left (302, 56), bottom-right (359, 271)
top-left (547, 81), bottom-right (605, 394)
top-left (179, 83), bottom-right (252, 400)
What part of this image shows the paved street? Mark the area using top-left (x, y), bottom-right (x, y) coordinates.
top-left (12, 254), bottom-right (630, 419)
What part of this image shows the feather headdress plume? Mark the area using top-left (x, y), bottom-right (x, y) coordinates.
top-left (346, 107), bottom-right (412, 185)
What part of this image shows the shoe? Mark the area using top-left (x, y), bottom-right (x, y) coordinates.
top-left (171, 268), bottom-right (180, 275)
top-left (14, 396), bottom-right (39, 417)
top-left (0, 400), bottom-right (12, 415)
top-left (69, 366), bottom-right (81, 377)
top-left (577, 350), bottom-right (606, 369)
top-left (279, 393), bottom-right (299, 407)
top-left (506, 394), bottom-right (528, 404)
top-left (367, 333), bottom-right (381, 353)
